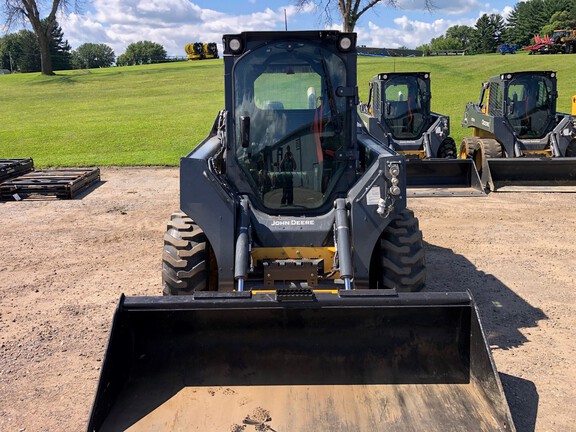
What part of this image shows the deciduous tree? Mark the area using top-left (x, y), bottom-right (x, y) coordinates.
top-left (117, 41), bottom-right (167, 66)
top-left (72, 43), bottom-right (115, 69)
top-left (2, 0), bottom-right (79, 75)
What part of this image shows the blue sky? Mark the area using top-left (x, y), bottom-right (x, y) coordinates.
top-left (51, 0), bottom-right (515, 57)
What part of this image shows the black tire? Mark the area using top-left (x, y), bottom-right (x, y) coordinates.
top-left (162, 211), bottom-right (211, 295)
top-left (480, 138), bottom-right (504, 159)
top-left (566, 140), bottom-right (576, 157)
top-left (437, 137), bottom-right (457, 159)
top-left (377, 209), bottom-right (426, 292)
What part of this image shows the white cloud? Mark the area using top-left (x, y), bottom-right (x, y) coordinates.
top-left (55, 1), bottom-right (513, 57)
top-left (354, 15), bottom-right (477, 49)
top-left (59, 1), bottom-right (290, 57)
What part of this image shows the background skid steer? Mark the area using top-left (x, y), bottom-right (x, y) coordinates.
top-left (461, 71), bottom-right (576, 192)
top-left (359, 72), bottom-right (483, 197)
top-left (88, 31), bottom-right (514, 431)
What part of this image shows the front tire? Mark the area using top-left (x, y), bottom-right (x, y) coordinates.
top-left (162, 211), bottom-right (211, 295)
top-left (437, 137), bottom-right (457, 159)
top-left (377, 209), bottom-right (426, 292)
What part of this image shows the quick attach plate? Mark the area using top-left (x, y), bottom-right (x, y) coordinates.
top-left (263, 259), bottom-right (323, 287)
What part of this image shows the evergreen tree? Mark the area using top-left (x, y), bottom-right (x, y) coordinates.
top-left (473, 14), bottom-right (505, 54)
top-left (47, 20), bottom-right (72, 71)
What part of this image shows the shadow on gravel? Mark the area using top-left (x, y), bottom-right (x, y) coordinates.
top-left (424, 241), bottom-right (545, 432)
top-left (500, 373), bottom-right (539, 432)
top-left (423, 241), bottom-right (548, 350)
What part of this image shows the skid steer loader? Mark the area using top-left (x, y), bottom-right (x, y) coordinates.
top-left (88, 31), bottom-right (514, 431)
top-left (359, 72), bottom-right (483, 197)
top-left (461, 71), bottom-right (576, 192)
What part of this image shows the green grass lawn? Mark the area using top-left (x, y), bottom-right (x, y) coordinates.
top-left (1, 60), bottom-right (223, 166)
top-left (1, 51), bottom-right (574, 167)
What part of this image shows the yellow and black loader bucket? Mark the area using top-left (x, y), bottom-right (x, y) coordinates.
top-left (88, 291), bottom-right (514, 431)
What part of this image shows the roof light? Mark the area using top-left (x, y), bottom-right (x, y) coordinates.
top-left (228, 38), bottom-right (243, 53)
top-left (337, 35), bottom-right (355, 52)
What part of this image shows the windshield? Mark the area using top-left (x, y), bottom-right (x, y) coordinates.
top-left (382, 76), bottom-right (429, 139)
top-left (507, 75), bottom-right (554, 139)
top-left (233, 41), bottom-right (348, 210)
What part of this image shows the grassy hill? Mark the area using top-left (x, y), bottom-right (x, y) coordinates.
top-left (1, 51), bottom-right (574, 167)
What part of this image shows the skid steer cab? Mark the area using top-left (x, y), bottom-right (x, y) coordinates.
top-left (164, 31), bottom-right (426, 294)
top-left (461, 71), bottom-right (576, 191)
top-left (359, 72), bottom-right (483, 197)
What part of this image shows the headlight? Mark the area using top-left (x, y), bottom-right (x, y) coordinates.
top-left (223, 35), bottom-right (244, 54)
top-left (337, 34), bottom-right (355, 52)
top-left (229, 38), bottom-right (242, 53)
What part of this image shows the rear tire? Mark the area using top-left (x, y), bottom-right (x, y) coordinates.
top-left (460, 136), bottom-right (482, 171)
top-left (460, 137), bottom-right (480, 159)
top-left (162, 211), bottom-right (211, 295)
top-left (377, 209), bottom-right (426, 292)
top-left (480, 138), bottom-right (504, 159)
top-left (437, 137), bottom-right (457, 159)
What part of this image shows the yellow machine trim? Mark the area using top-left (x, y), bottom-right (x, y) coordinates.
top-left (524, 149), bottom-right (553, 156)
top-left (252, 288), bottom-right (340, 295)
top-left (251, 246), bottom-right (336, 275)
top-left (572, 95), bottom-right (576, 116)
top-left (397, 150), bottom-right (425, 158)
top-left (481, 87), bottom-right (490, 114)
top-left (471, 128), bottom-right (495, 139)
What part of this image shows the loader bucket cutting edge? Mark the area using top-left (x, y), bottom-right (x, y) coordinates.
top-left (486, 157), bottom-right (576, 192)
top-left (406, 159), bottom-right (485, 197)
top-left (88, 292), bottom-right (514, 432)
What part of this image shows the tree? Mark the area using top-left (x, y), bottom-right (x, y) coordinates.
top-left (0, 30), bottom-right (39, 72)
top-left (541, 10), bottom-right (576, 35)
top-left (503, 0), bottom-right (574, 46)
top-left (473, 13), bottom-right (504, 54)
top-left (48, 20), bottom-right (72, 71)
top-left (72, 43), bottom-right (115, 69)
top-left (427, 35), bottom-right (463, 51)
top-left (295, 0), bottom-right (435, 32)
top-left (445, 25), bottom-right (475, 51)
top-left (117, 41), bottom-right (167, 66)
top-left (2, 0), bottom-right (78, 75)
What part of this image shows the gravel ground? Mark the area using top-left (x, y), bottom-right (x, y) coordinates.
top-left (0, 167), bottom-right (574, 431)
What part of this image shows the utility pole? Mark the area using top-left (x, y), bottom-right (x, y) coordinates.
top-left (284, 9), bottom-right (288, 31)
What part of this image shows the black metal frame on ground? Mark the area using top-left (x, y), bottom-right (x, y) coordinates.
top-left (0, 168), bottom-right (100, 200)
top-left (0, 158), bottom-right (34, 182)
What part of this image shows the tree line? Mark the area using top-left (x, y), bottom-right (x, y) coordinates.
top-left (1, 0), bottom-right (574, 73)
top-left (0, 20), bottom-right (169, 73)
top-left (417, 0), bottom-right (576, 54)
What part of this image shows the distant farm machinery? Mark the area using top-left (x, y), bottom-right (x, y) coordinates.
top-left (523, 30), bottom-right (576, 54)
top-left (184, 42), bottom-right (219, 60)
